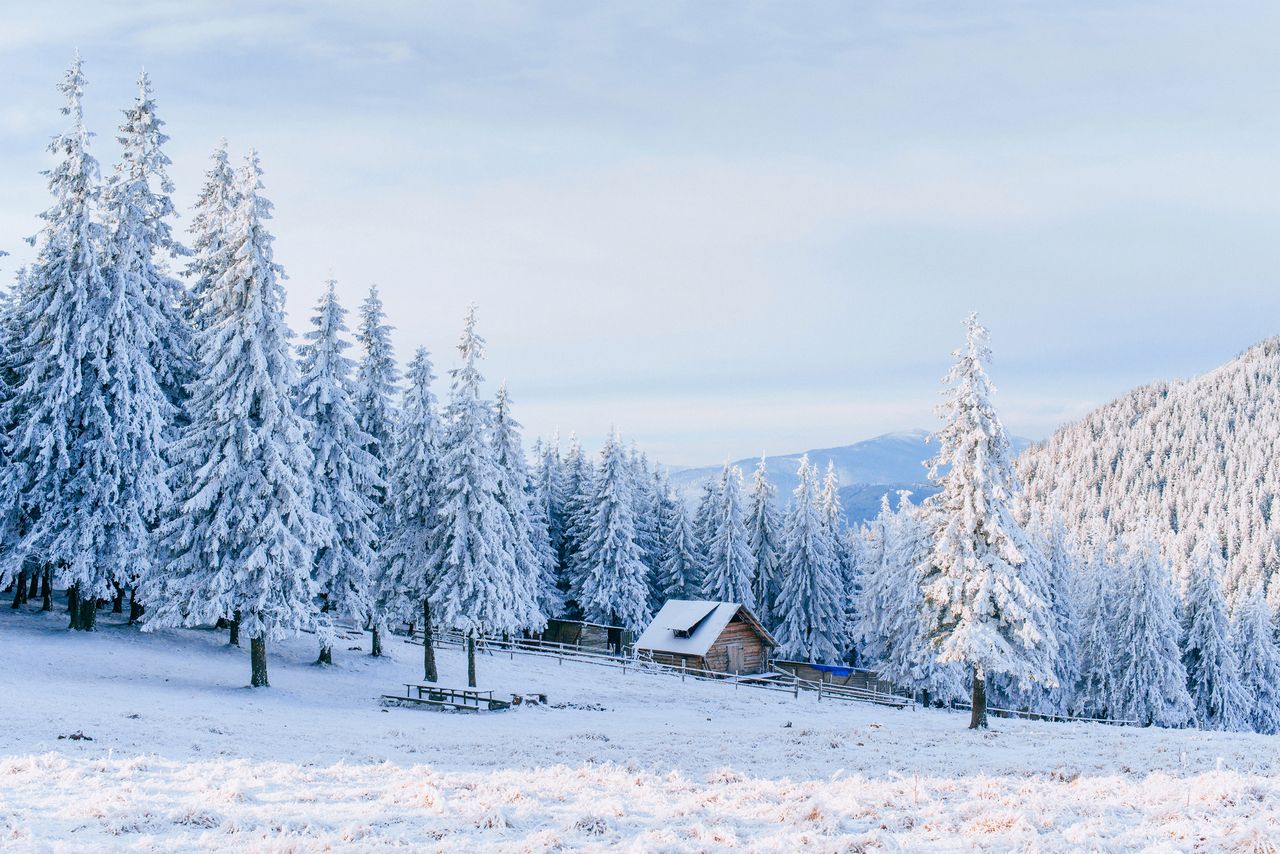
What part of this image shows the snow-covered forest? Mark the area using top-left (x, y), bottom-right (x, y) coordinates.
top-left (5, 57), bottom-right (1280, 742)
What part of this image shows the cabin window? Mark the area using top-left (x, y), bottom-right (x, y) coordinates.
top-left (673, 629), bottom-right (692, 639)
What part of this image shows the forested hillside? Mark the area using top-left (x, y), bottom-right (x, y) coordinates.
top-left (1017, 337), bottom-right (1280, 607)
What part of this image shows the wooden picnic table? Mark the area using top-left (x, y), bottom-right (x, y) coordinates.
top-left (391, 684), bottom-right (509, 711)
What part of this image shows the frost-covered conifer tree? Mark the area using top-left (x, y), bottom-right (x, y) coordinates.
top-left (856, 493), bottom-right (964, 703)
top-left (819, 461), bottom-right (858, 657)
top-left (103, 70), bottom-right (193, 409)
top-left (558, 434), bottom-right (595, 617)
top-left (296, 281), bottom-right (381, 665)
top-left (352, 285), bottom-right (400, 655)
top-left (921, 314), bottom-right (1057, 729)
top-left (693, 478), bottom-right (719, 570)
top-left (144, 151), bottom-right (327, 687)
top-left (531, 437), bottom-right (568, 593)
top-left (1231, 583), bottom-right (1280, 734)
top-left (747, 456), bottom-right (783, 625)
top-left (573, 431), bottom-right (652, 633)
top-left (428, 308), bottom-right (540, 686)
top-left (1073, 533), bottom-right (1119, 719)
top-left (0, 56), bottom-right (170, 632)
top-left (1181, 538), bottom-right (1249, 730)
top-left (701, 465), bottom-right (756, 608)
top-left (376, 348), bottom-right (441, 680)
top-left (773, 456), bottom-right (845, 663)
top-left (657, 489), bottom-right (701, 601)
top-left (1111, 529), bottom-right (1194, 727)
top-left (493, 383), bottom-right (560, 620)
top-left (185, 141), bottom-right (236, 327)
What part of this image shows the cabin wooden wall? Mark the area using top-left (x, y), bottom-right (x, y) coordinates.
top-left (703, 617), bottom-right (769, 674)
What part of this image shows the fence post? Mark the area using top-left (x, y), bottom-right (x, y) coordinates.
top-left (794, 676), bottom-right (799, 699)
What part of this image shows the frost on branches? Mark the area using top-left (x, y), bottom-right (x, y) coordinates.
top-left (427, 307), bottom-right (541, 686)
top-left (296, 281), bottom-right (381, 664)
top-left (144, 152), bottom-right (328, 688)
top-left (921, 314), bottom-right (1057, 729)
top-left (701, 465), bottom-right (757, 608)
top-left (772, 456), bottom-right (845, 664)
top-left (0, 56), bottom-right (172, 632)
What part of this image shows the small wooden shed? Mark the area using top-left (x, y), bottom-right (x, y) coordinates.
top-left (634, 600), bottom-right (776, 675)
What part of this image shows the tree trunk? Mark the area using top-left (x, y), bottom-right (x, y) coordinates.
top-left (10, 569), bottom-right (26, 608)
top-left (422, 598), bottom-right (438, 682)
top-left (318, 643), bottom-right (332, 665)
top-left (467, 634), bottom-right (477, 688)
top-left (128, 589), bottom-right (142, 624)
top-left (228, 610), bottom-right (241, 647)
top-left (27, 569), bottom-right (39, 600)
top-left (370, 624), bottom-right (383, 658)
top-left (111, 584), bottom-right (124, 614)
top-left (969, 666), bottom-right (988, 730)
top-left (250, 635), bottom-right (269, 687)
top-left (67, 584), bottom-right (80, 629)
top-left (77, 598), bottom-right (96, 632)
top-left (41, 567), bottom-right (52, 612)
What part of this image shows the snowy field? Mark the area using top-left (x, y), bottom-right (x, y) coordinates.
top-left (2, 607), bottom-right (1279, 852)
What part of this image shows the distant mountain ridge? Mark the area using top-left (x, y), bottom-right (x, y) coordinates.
top-left (669, 429), bottom-right (1032, 523)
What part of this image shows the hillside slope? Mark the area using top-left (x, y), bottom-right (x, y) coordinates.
top-left (1, 605), bottom-right (1277, 850)
top-left (1017, 336), bottom-right (1280, 599)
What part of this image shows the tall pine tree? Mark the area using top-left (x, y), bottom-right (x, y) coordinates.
top-left (376, 347), bottom-right (442, 680)
top-left (701, 465), bottom-right (756, 607)
top-left (1, 56), bottom-right (170, 632)
top-left (144, 151), bottom-right (327, 687)
top-left (746, 456), bottom-right (783, 626)
top-left (1181, 538), bottom-right (1249, 730)
top-left (296, 281), bottom-right (381, 665)
top-left (574, 431), bottom-right (652, 634)
top-left (773, 456), bottom-right (845, 663)
top-left (921, 314), bottom-right (1057, 729)
top-left (427, 307), bottom-right (539, 686)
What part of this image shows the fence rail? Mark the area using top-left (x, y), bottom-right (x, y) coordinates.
top-left (403, 626), bottom-right (916, 709)
top-left (944, 699), bottom-right (1138, 726)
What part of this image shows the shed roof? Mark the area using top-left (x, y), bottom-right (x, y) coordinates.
top-left (634, 600), bottom-right (775, 657)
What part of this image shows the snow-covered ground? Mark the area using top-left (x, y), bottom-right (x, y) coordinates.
top-left (2, 605), bottom-right (1278, 851)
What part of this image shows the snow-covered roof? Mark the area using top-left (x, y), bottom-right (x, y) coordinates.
top-left (634, 600), bottom-right (773, 657)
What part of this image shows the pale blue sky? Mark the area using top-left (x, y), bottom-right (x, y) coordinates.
top-left (1, 2), bottom-right (1277, 464)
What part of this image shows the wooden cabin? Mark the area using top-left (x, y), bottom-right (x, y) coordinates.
top-left (634, 600), bottom-right (776, 675)
top-left (538, 618), bottom-right (634, 655)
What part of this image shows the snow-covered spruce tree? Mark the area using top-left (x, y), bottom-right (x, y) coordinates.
top-left (427, 307), bottom-right (541, 687)
top-left (573, 431), bottom-right (652, 634)
top-left (693, 477), bottom-right (720, 570)
top-left (1073, 532), bottom-right (1119, 719)
top-left (144, 151), bottom-right (328, 687)
top-left (657, 487), bottom-right (702, 600)
top-left (103, 70), bottom-right (193, 411)
top-left (701, 465), bottom-right (757, 608)
top-left (1111, 528), bottom-right (1194, 727)
top-left (185, 141), bottom-right (236, 329)
top-left (0, 56), bottom-right (170, 632)
top-left (1181, 538), bottom-right (1249, 731)
top-left (296, 281), bottom-right (381, 665)
top-left (856, 493), bottom-right (964, 704)
top-left (558, 434), bottom-right (595, 618)
top-left (747, 456), bottom-right (783, 626)
top-left (531, 437), bottom-right (568, 596)
top-left (493, 383), bottom-right (560, 621)
top-left (352, 285), bottom-right (400, 656)
top-left (376, 347), bottom-right (442, 680)
top-left (920, 314), bottom-right (1057, 729)
top-left (629, 448), bottom-right (663, 596)
top-left (994, 513), bottom-right (1083, 716)
top-left (773, 456), bottom-right (845, 663)
top-left (1231, 583), bottom-right (1280, 734)
top-left (819, 461), bottom-right (858, 658)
